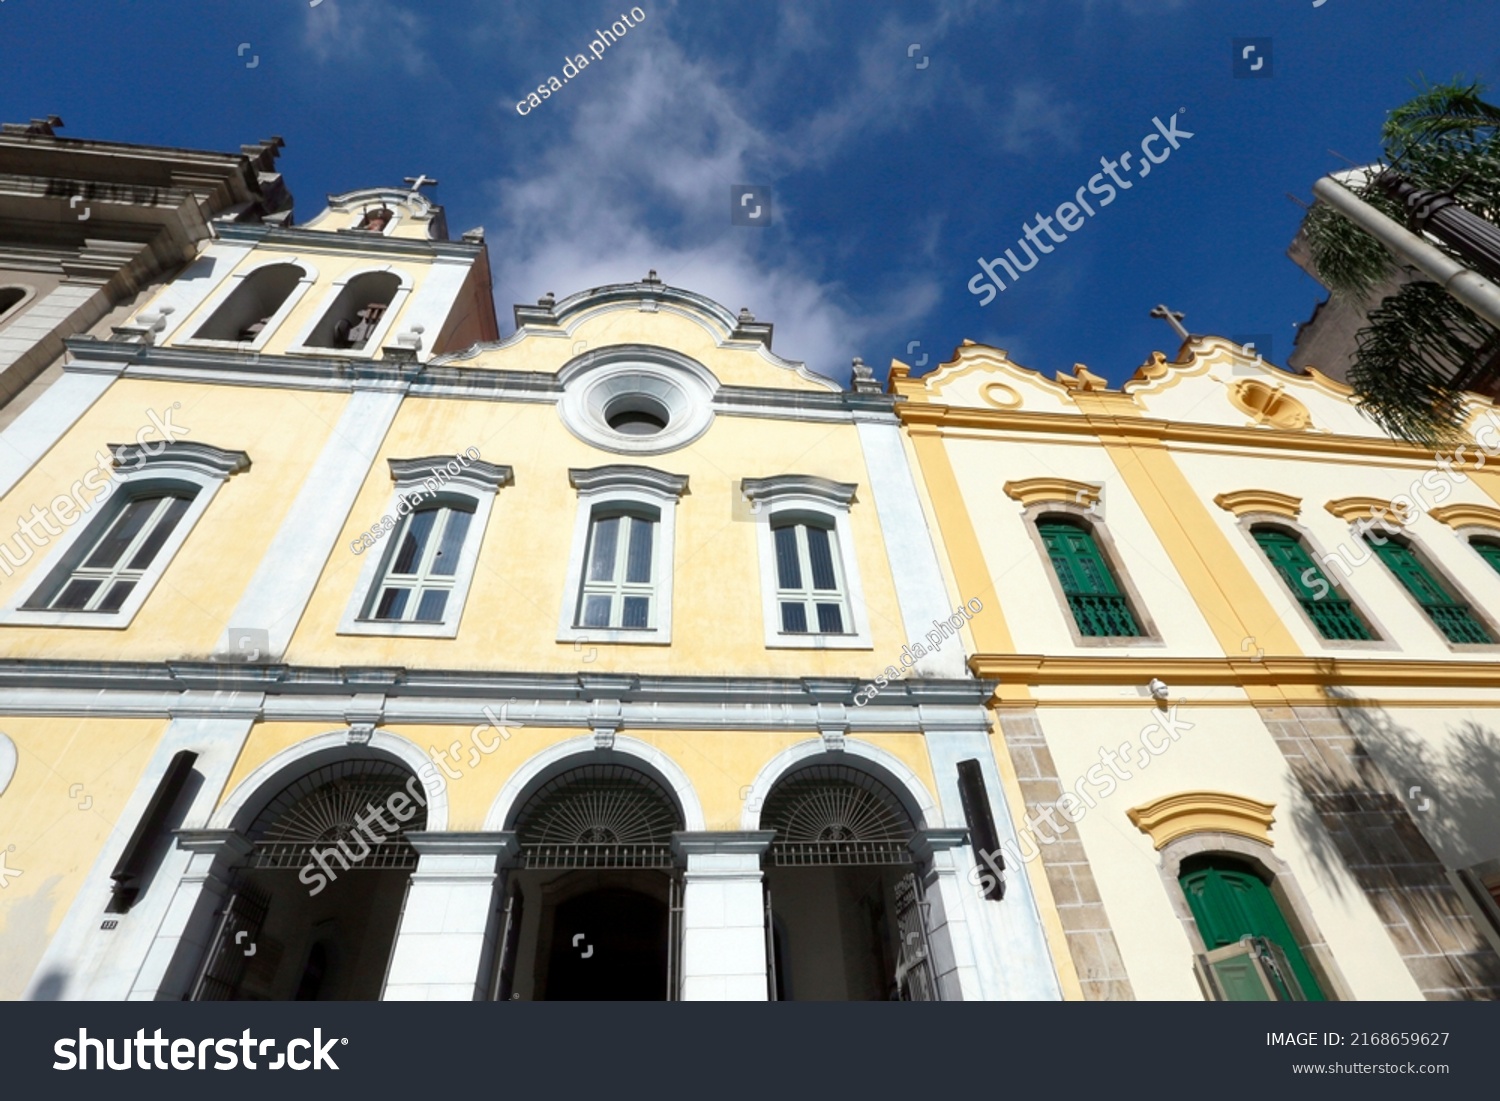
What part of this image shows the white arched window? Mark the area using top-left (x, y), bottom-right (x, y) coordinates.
top-left (190, 261), bottom-right (314, 347)
top-left (0, 285), bottom-right (35, 328)
top-left (770, 517), bottom-right (850, 635)
top-left (0, 442), bottom-right (250, 628)
top-left (558, 465), bottom-right (688, 646)
top-left (290, 268), bottom-right (411, 356)
top-left (340, 454), bottom-right (512, 638)
top-left (743, 475), bottom-right (870, 650)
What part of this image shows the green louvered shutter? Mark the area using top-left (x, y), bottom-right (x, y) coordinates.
top-left (1472, 538), bottom-right (1500, 579)
top-left (1367, 537), bottom-right (1492, 644)
top-left (1251, 528), bottom-right (1370, 640)
top-left (1037, 520), bottom-right (1140, 637)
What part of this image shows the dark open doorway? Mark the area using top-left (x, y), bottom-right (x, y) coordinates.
top-left (543, 887), bottom-right (669, 1000)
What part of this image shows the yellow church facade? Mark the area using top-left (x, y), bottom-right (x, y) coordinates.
top-left (893, 339), bottom-right (1500, 1000)
top-left (0, 182), bottom-right (1059, 1002)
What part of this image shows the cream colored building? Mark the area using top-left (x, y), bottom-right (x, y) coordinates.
top-left (894, 337), bottom-right (1500, 1000)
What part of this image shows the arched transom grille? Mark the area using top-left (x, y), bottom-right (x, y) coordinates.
top-left (514, 764), bottom-right (681, 869)
top-left (247, 760), bottom-right (424, 870)
top-left (761, 765), bottom-right (916, 866)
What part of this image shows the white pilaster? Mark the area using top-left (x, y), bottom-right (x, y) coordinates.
top-left (381, 832), bottom-right (515, 1001)
top-left (856, 418), bottom-right (968, 676)
top-left (132, 830), bottom-right (253, 1000)
top-left (0, 361), bottom-right (125, 498)
top-left (0, 283), bottom-right (103, 399)
top-left (217, 377), bottom-right (410, 658)
top-left (673, 831), bottom-right (774, 1001)
top-left (23, 697), bottom-right (262, 1000)
top-left (911, 829), bottom-right (983, 1000)
top-left (922, 727), bottom-right (1064, 1000)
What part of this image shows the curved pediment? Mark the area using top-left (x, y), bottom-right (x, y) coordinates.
top-left (432, 274), bottom-right (841, 393)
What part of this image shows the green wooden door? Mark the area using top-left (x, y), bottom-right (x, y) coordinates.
top-left (1037, 520), bottom-right (1139, 636)
top-left (1367, 537), bottom-right (1492, 643)
top-left (1252, 528), bottom-right (1370, 640)
top-left (1181, 860), bottom-right (1325, 1001)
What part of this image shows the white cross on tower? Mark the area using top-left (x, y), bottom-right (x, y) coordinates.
top-left (1149, 304), bottom-right (1190, 341)
top-left (403, 174), bottom-right (439, 197)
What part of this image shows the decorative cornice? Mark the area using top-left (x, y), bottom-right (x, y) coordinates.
top-left (110, 440), bottom-right (250, 479)
top-left (1213, 489), bottom-right (1302, 519)
top-left (1428, 503), bottom-right (1500, 532)
top-left (1325, 496), bottom-right (1409, 524)
top-left (741, 474), bottom-right (858, 508)
top-left (66, 337), bottom-right (422, 391)
top-left (970, 652), bottom-right (1500, 691)
top-left (1003, 477), bottom-right (1101, 510)
top-left (213, 220), bottom-right (481, 261)
top-left (1127, 791), bottom-right (1277, 850)
top-left (896, 401), bottom-right (1449, 464)
top-left (0, 659), bottom-right (996, 728)
top-left (389, 455), bottom-right (513, 492)
top-left (714, 384), bottom-right (895, 419)
top-left (568, 464), bottom-right (689, 500)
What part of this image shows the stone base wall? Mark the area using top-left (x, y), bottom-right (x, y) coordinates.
top-left (996, 710), bottom-right (1135, 1001)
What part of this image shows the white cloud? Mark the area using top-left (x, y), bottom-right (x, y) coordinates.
top-left (484, 18), bottom-right (942, 382)
top-left (302, 0), bottom-right (429, 76)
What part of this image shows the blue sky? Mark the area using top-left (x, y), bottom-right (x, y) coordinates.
top-left (2, 0), bottom-right (1496, 385)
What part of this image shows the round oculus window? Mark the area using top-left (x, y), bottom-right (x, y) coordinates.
top-left (604, 395), bottom-right (671, 436)
top-left (557, 352), bottom-right (717, 455)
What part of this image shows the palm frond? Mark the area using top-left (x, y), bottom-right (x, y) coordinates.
top-left (1348, 281), bottom-right (1496, 446)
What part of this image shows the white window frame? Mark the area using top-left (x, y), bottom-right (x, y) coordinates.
top-left (744, 475), bottom-right (871, 650)
top-left (178, 257), bottom-right (320, 353)
top-left (769, 518), bottom-right (855, 637)
top-left (0, 442), bottom-right (250, 629)
top-left (285, 266), bottom-right (413, 359)
top-left (576, 509), bottom-right (662, 630)
top-left (339, 455), bottom-right (512, 639)
top-left (38, 493), bottom-right (193, 613)
top-left (557, 465), bottom-right (687, 647)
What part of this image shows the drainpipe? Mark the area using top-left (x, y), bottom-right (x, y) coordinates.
top-left (1312, 174), bottom-right (1500, 329)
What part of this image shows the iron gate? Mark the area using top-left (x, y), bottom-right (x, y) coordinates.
top-left (190, 880), bottom-right (271, 1001)
top-left (892, 871), bottom-right (939, 1001)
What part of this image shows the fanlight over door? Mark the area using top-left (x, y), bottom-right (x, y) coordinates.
top-left (513, 763), bottom-right (681, 869)
top-left (760, 764), bottom-right (915, 866)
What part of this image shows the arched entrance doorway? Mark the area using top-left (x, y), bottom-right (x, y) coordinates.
top-left (760, 763), bottom-right (937, 1000)
top-left (492, 762), bottom-right (684, 1000)
top-left (190, 759), bottom-right (423, 1000)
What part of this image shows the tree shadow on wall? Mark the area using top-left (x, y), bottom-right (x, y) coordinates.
top-left (1286, 687), bottom-right (1500, 997)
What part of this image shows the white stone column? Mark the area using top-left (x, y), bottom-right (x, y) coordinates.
top-left (133, 830), bottom-right (253, 1000)
top-left (673, 831), bottom-right (775, 1001)
top-left (911, 829), bottom-right (984, 1001)
top-left (382, 832), bottom-right (515, 1002)
top-left (923, 725), bottom-right (1065, 1001)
